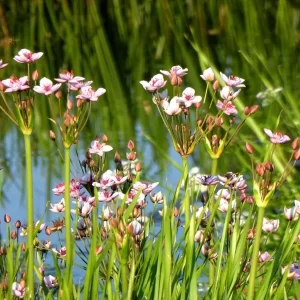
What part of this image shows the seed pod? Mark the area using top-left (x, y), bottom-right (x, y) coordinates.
top-left (245, 142), bottom-right (254, 154)
top-left (255, 163), bottom-right (265, 177)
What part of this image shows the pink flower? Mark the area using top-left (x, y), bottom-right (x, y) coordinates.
top-left (52, 182), bottom-right (65, 195)
top-left (128, 220), bottom-right (143, 236)
top-left (0, 59), bottom-right (8, 69)
top-left (33, 77), bottom-right (61, 95)
top-left (76, 85), bottom-right (106, 101)
top-left (12, 282), bottom-right (25, 298)
top-left (161, 97), bottom-right (182, 115)
top-left (177, 87), bottom-right (202, 108)
top-left (262, 218), bottom-right (279, 233)
top-left (150, 191), bottom-right (164, 204)
top-left (264, 129), bottom-right (291, 144)
top-left (133, 181), bottom-right (159, 194)
top-left (220, 72), bottom-right (246, 87)
top-left (258, 251), bottom-right (271, 263)
top-left (52, 246), bottom-right (66, 258)
top-left (70, 179), bottom-right (83, 198)
top-left (282, 264), bottom-right (300, 280)
top-left (218, 198), bottom-right (236, 213)
top-left (216, 100), bottom-right (238, 115)
top-left (2, 76), bottom-right (29, 92)
top-left (220, 86), bottom-right (241, 101)
top-left (50, 198), bottom-right (65, 213)
top-left (89, 140), bottom-right (113, 156)
top-left (98, 190), bottom-right (119, 202)
top-left (14, 48), bottom-right (43, 63)
top-left (284, 206), bottom-right (299, 221)
top-left (119, 189), bottom-right (146, 206)
top-left (70, 80), bottom-right (93, 91)
top-left (200, 67), bottom-right (215, 81)
top-left (215, 189), bottom-right (231, 201)
top-left (44, 275), bottom-right (58, 288)
top-left (140, 74), bottom-right (167, 92)
top-left (160, 66), bottom-right (188, 78)
top-left (74, 201), bottom-right (93, 217)
top-left (55, 70), bottom-right (85, 84)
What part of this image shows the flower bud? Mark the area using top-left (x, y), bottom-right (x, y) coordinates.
top-left (15, 220), bottom-right (21, 229)
top-left (11, 230), bottom-right (17, 240)
top-left (95, 245), bottom-right (103, 255)
top-left (211, 135), bottom-right (219, 146)
top-left (4, 214), bottom-right (11, 223)
top-left (126, 152), bottom-right (136, 161)
top-left (135, 161), bottom-right (142, 172)
top-left (32, 70), bottom-right (39, 81)
top-left (127, 140), bottom-right (135, 150)
top-left (255, 163), bottom-right (265, 177)
top-left (292, 138), bottom-right (300, 150)
top-left (245, 142), bottom-right (254, 154)
top-left (21, 243), bottom-right (26, 251)
top-left (293, 148), bottom-right (300, 160)
top-left (247, 228), bottom-right (255, 239)
top-left (244, 106), bottom-right (250, 116)
top-left (77, 99), bottom-right (83, 108)
top-left (0, 82), bottom-right (4, 91)
top-left (250, 105), bottom-right (259, 114)
top-left (49, 130), bottom-right (56, 141)
top-left (45, 227), bottom-right (52, 236)
top-left (214, 116), bottom-right (223, 127)
top-left (102, 134), bottom-right (108, 143)
top-left (264, 161), bottom-right (274, 172)
top-left (212, 80), bottom-right (220, 91)
top-left (55, 91), bottom-right (62, 99)
top-left (67, 99), bottom-right (73, 110)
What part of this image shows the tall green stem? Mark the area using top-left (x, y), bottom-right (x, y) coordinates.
top-left (64, 146), bottom-right (73, 293)
top-left (247, 206), bottom-right (264, 299)
top-left (24, 134), bottom-right (34, 298)
top-left (209, 158), bottom-right (218, 287)
top-left (182, 157), bottom-right (189, 225)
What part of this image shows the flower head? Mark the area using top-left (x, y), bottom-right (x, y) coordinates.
top-left (220, 86), bottom-right (241, 101)
top-left (14, 49), bottom-right (43, 63)
top-left (89, 140), bottom-right (113, 156)
top-left (177, 87), bottom-right (202, 108)
top-left (161, 97), bottom-right (182, 115)
top-left (200, 67), bottom-right (215, 81)
top-left (195, 175), bottom-right (219, 186)
top-left (262, 218), bottom-right (279, 233)
top-left (2, 76), bottom-right (29, 92)
top-left (33, 77), bottom-right (61, 95)
top-left (140, 74), bottom-right (167, 92)
top-left (160, 66), bottom-right (188, 86)
top-left (264, 129), bottom-right (291, 144)
top-left (0, 59), bottom-right (8, 69)
top-left (12, 282), bottom-right (25, 298)
top-left (216, 100), bottom-right (238, 115)
top-left (55, 70), bottom-right (85, 84)
top-left (76, 86), bottom-right (106, 101)
top-left (44, 275), bottom-right (58, 289)
top-left (220, 72), bottom-right (245, 87)
top-left (50, 198), bottom-right (65, 213)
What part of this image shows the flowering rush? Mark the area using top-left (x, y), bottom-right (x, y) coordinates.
top-left (264, 128), bottom-right (291, 144)
top-left (0, 59), bottom-right (8, 69)
top-left (55, 70), bottom-right (85, 84)
top-left (140, 74), bottom-right (167, 92)
top-left (33, 77), bottom-right (61, 95)
top-left (76, 85), bottom-right (106, 101)
top-left (13, 48), bottom-right (43, 63)
top-left (2, 76), bottom-right (29, 92)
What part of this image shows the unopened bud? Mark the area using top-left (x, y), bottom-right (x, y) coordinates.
top-left (292, 138), bottom-right (300, 150)
top-left (114, 151), bottom-right (121, 163)
top-left (250, 105), bottom-right (259, 114)
top-left (173, 207), bottom-right (180, 217)
top-left (244, 106), bottom-right (250, 116)
top-left (245, 142), bottom-right (254, 154)
top-left (15, 220), bottom-right (21, 229)
top-left (264, 161), bottom-right (274, 172)
top-left (247, 228), bottom-right (255, 239)
top-left (11, 230), bottom-right (17, 240)
top-left (45, 227), bottom-right (52, 235)
top-left (4, 214), bottom-right (11, 223)
top-left (212, 80), bottom-right (220, 91)
top-left (255, 163), bottom-right (265, 177)
top-left (21, 243), bottom-right (26, 251)
top-left (77, 99), bottom-right (83, 108)
top-left (293, 148), bottom-right (300, 160)
top-left (0, 82), bottom-right (4, 91)
top-left (133, 207), bottom-right (141, 218)
top-left (211, 135), bottom-right (219, 146)
top-left (135, 161), bottom-right (142, 172)
top-left (126, 152), bottom-right (136, 161)
top-left (55, 91), bottom-right (62, 99)
top-left (127, 140), bottom-right (135, 150)
top-left (19, 279), bottom-right (26, 289)
top-left (214, 116), bottom-right (223, 127)
top-left (102, 134), bottom-right (108, 143)
top-left (110, 218), bottom-right (119, 228)
top-left (95, 245), bottom-right (103, 255)
top-left (32, 70), bottom-right (39, 81)
top-left (49, 130), bottom-right (56, 141)
top-left (67, 99), bottom-right (73, 110)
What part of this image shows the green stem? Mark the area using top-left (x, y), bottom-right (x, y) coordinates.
top-left (247, 206), bottom-right (265, 300)
top-left (64, 146), bottom-right (73, 293)
top-left (24, 134), bottom-right (34, 298)
top-left (182, 157), bottom-right (189, 224)
top-left (209, 158), bottom-right (218, 287)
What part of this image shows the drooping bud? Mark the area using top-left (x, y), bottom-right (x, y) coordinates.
top-left (245, 142), bottom-right (254, 154)
top-left (292, 138), bottom-right (300, 150)
top-left (15, 220), bottom-right (21, 229)
top-left (114, 151), bottom-right (121, 163)
top-left (255, 163), bottom-right (265, 177)
top-left (49, 130), bottom-right (56, 141)
top-left (32, 70), bottom-right (39, 81)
